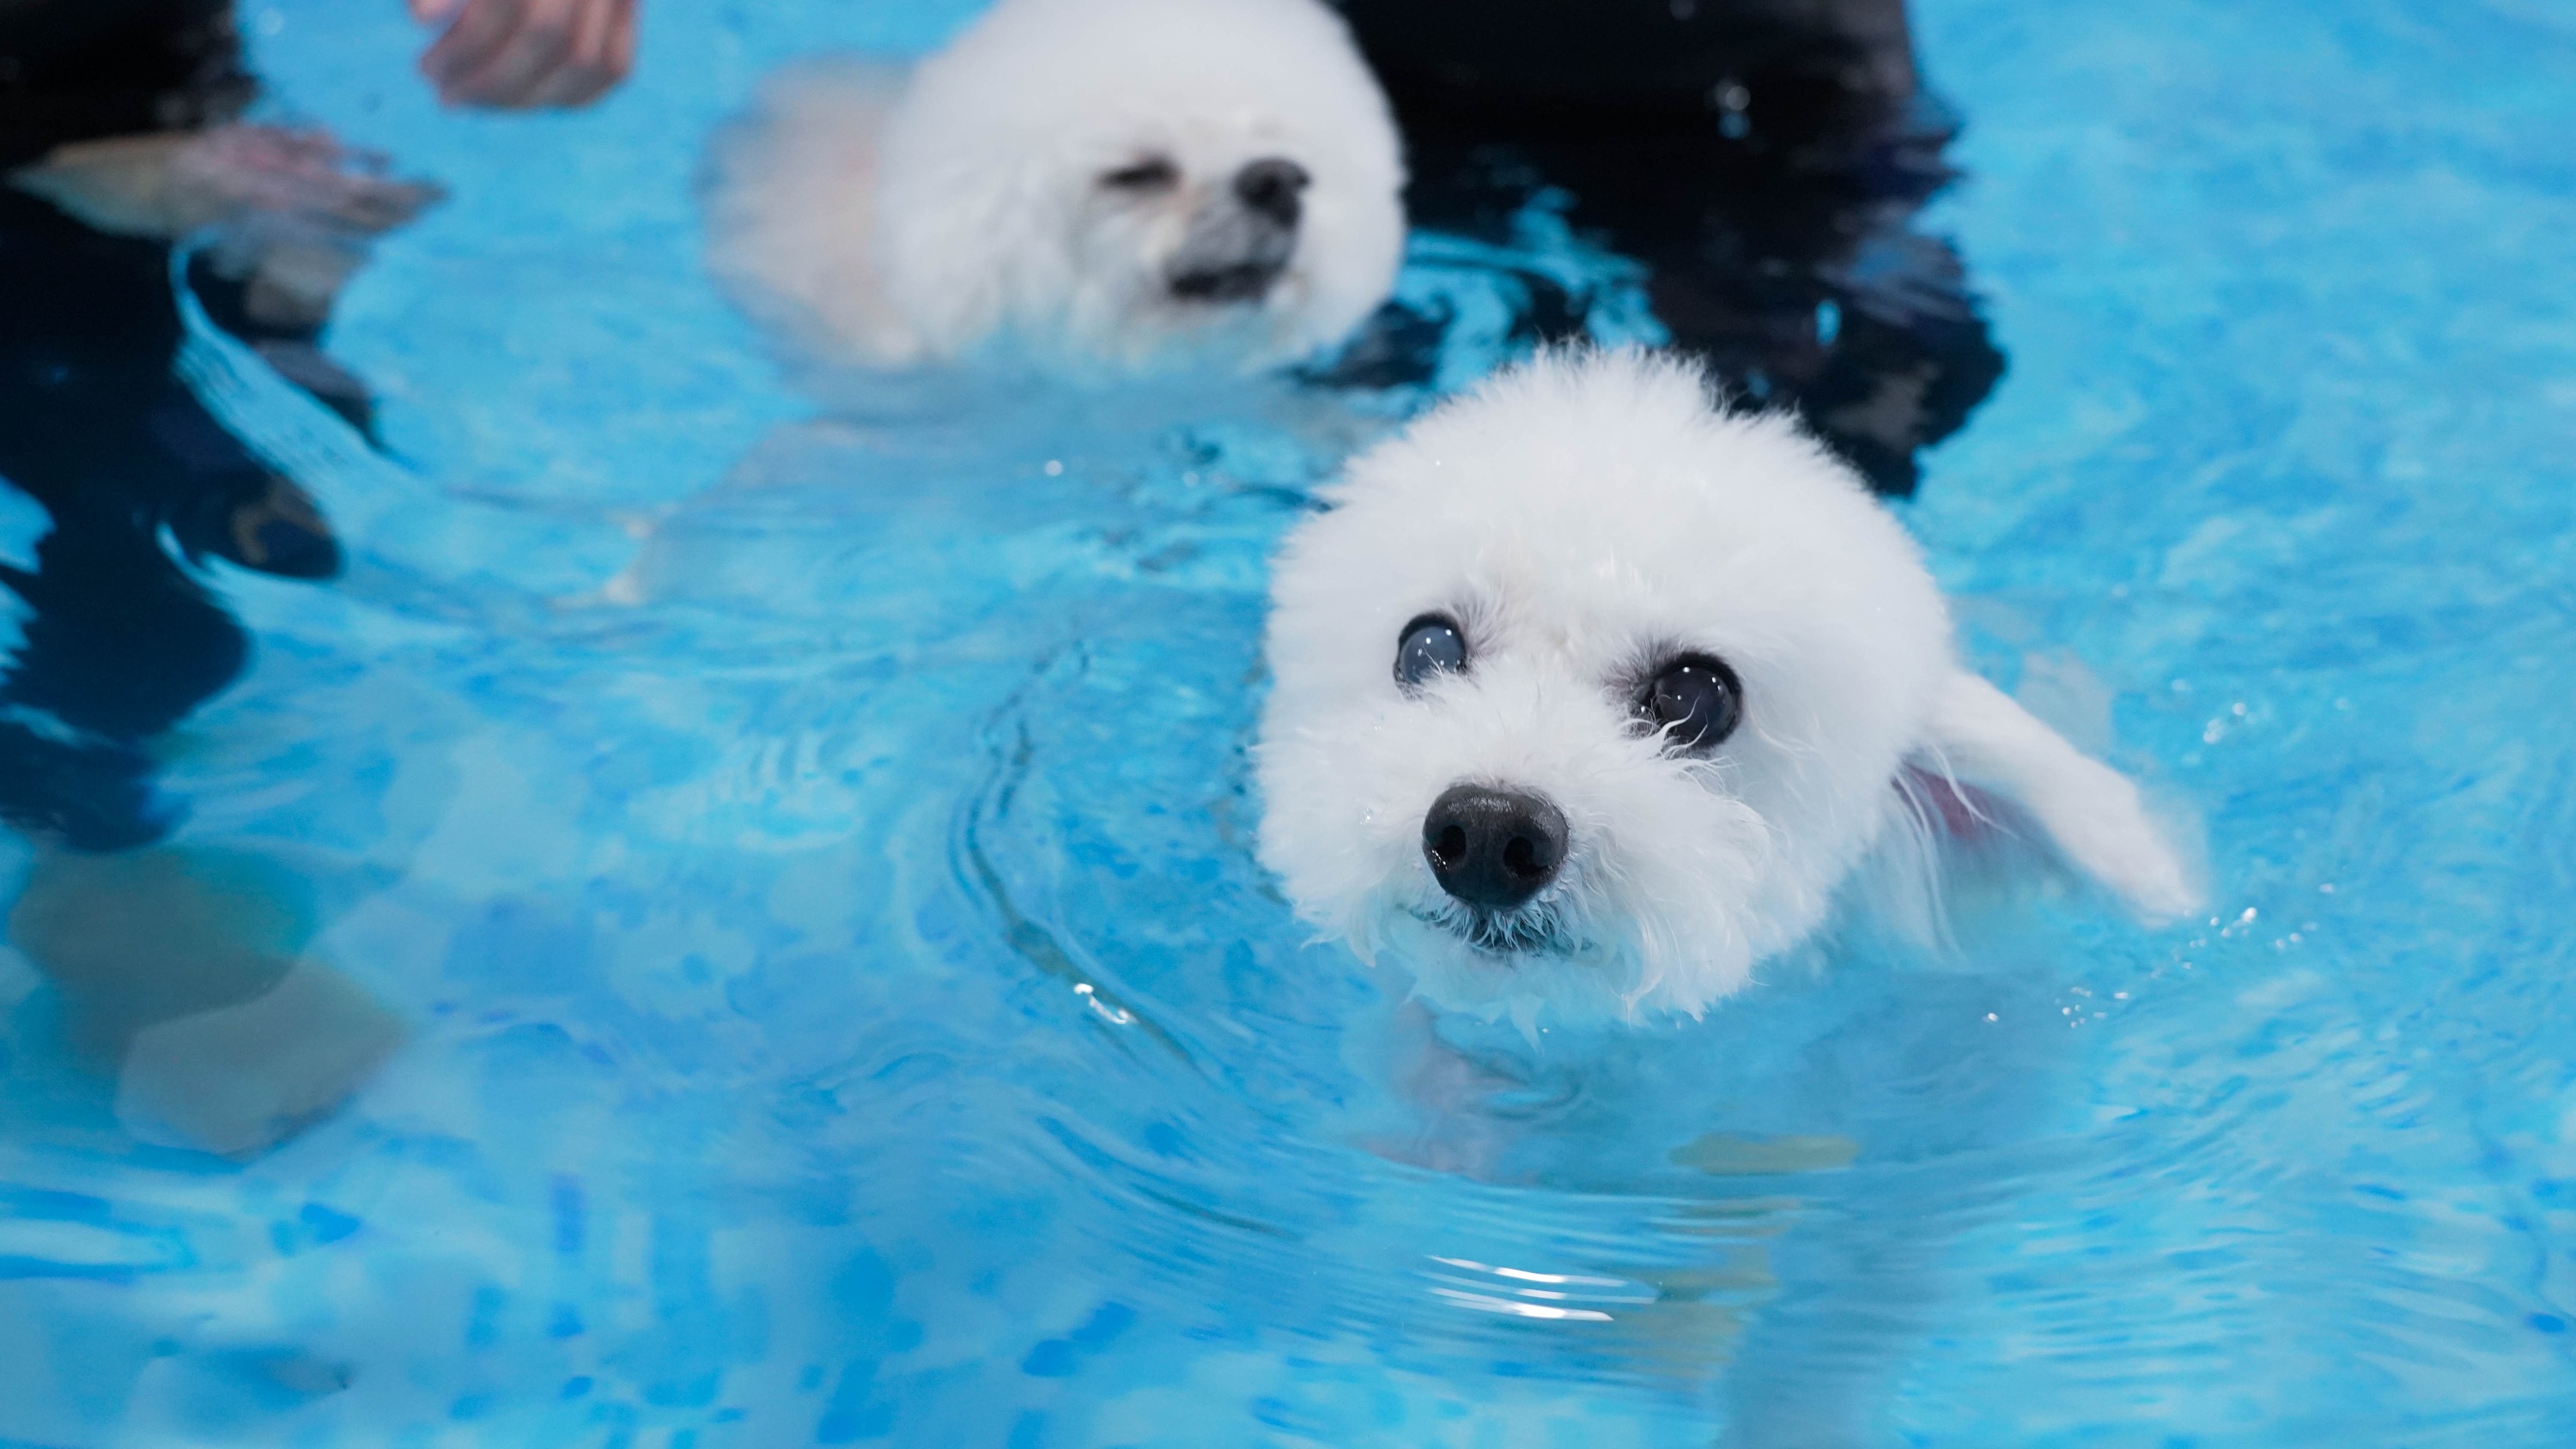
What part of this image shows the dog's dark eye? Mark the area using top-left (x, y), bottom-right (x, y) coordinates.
top-left (1100, 155), bottom-right (1180, 192)
top-left (1636, 653), bottom-right (1743, 753)
top-left (1394, 614), bottom-right (1467, 692)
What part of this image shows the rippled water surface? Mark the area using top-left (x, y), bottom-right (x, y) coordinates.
top-left (6, 0), bottom-right (2576, 1444)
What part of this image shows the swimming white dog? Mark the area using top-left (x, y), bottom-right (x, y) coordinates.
top-left (701, 0), bottom-right (1406, 373)
top-left (1256, 350), bottom-right (2198, 1028)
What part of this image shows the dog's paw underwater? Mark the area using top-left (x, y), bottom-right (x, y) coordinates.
top-left (702, 0), bottom-right (1406, 376)
top-left (1255, 350), bottom-right (2200, 1028)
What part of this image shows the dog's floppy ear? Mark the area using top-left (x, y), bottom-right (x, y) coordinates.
top-left (1903, 670), bottom-right (2199, 922)
top-left (876, 161), bottom-right (1029, 358)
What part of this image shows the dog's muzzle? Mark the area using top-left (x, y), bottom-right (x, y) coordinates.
top-left (1166, 157), bottom-right (1308, 304)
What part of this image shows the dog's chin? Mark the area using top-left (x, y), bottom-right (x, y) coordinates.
top-left (1090, 276), bottom-right (1315, 372)
top-left (1405, 901), bottom-right (1583, 959)
top-left (1364, 899), bottom-right (1655, 1028)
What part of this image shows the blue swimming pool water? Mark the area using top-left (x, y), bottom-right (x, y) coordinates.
top-left (4, 0), bottom-right (2576, 1444)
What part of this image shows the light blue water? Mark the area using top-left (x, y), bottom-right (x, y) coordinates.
top-left (4, 0), bottom-right (2575, 1444)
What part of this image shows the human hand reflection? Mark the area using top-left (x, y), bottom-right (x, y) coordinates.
top-left (411, 0), bottom-right (641, 110)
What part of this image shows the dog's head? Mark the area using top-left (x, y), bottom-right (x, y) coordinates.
top-left (875, 0), bottom-right (1406, 370)
top-left (1256, 351), bottom-right (2197, 1026)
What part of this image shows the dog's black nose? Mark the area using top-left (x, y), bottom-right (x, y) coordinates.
top-left (1422, 785), bottom-right (1568, 911)
top-left (1234, 157), bottom-right (1309, 227)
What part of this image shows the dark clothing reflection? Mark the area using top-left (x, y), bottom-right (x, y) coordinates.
top-left (2, 0), bottom-right (405, 1158)
top-left (0, 188), bottom-right (269, 849)
top-left (1332, 0), bottom-right (2005, 496)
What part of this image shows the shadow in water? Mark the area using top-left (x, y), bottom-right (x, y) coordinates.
top-left (1327, 0), bottom-right (2005, 495)
top-left (4, 845), bottom-right (402, 1158)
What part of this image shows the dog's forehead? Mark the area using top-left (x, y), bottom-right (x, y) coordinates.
top-left (1093, 107), bottom-right (1313, 171)
top-left (1281, 354), bottom-right (1952, 688)
top-left (1379, 458), bottom-right (1915, 651)
top-left (938, 0), bottom-right (1388, 166)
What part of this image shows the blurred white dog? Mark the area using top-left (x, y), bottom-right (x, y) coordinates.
top-left (1256, 350), bottom-right (2198, 1028)
top-left (702, 0), bottom-right (1406, 373)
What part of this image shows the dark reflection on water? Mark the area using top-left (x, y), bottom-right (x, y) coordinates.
top-left (1331, 0), bottom-right (2004, 494)
top-left (2, 0), bottom-right (434, 1159)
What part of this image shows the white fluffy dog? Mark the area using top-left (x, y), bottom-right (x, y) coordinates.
top-left (1256, 350), bottom-right (2199, 1028)
top-left (702, 0), bottom-right (1406, 373)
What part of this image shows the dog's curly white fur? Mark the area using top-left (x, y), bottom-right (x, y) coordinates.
top-left (702, 0), bottom-right (1405, 373)
top-left (1256, 350), bottom-right (2197, 1026)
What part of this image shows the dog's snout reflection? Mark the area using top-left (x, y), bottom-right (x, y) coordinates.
top-left (8, 846), bottom-right (401, 1158)
top-left (1423, 783), bottom-right (1568, 909)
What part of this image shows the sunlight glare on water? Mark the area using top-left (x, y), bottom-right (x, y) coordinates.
top-left (1, 0), bottom-right (2573, 1445)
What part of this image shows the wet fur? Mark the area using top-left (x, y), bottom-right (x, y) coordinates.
top-left (1255, 349), bottom-right (2197, 1027)
top-left (701, 0), bottom-right (1406, 373)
